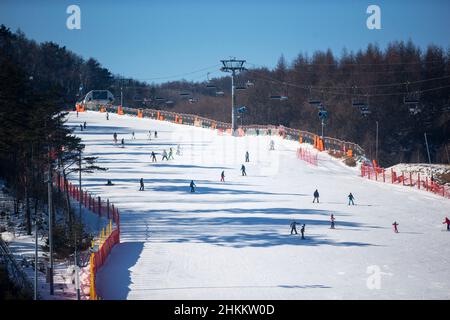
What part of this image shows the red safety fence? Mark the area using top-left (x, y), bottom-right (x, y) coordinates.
top-left (361, 162), bottom-right (450, 199)
top-left (54, 174), bottom-right (121, 299)
top-left (297, 147), bottom-right (318, 166)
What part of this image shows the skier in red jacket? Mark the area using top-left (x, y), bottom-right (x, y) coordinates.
top-left (392, 221), bottom-right (399, 233)
top-left (443, 217), bottom-right (450, 231)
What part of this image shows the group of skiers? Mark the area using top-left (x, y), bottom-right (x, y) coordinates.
top-left (290, 221), bottom-right (306, 239)
top-left (290, 213), bottom-right (336, 239)
top-left (79, 122), bottom-right (87, 131)
top-left (312, 189), bottom-right (355, 206)
top-left (148, 130), bottom-right (158, 140)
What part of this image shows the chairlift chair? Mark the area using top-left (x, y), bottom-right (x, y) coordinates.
top-left (360, 106), bottom-right (371, 116)
top-left (404, 93), bottom-right (420, 105)
top-left (309, 99), bottom-right (322, 105)
top-left (308, 87), bottom-right (322, 106)
top-left (352, 99), bottom-right (366, 107)
top-left (270, 83), bottom-right (289, 101)
top-left (206, 72), bottom-right (217, 89)
top-left (403, 82), bottom-right (420, 105)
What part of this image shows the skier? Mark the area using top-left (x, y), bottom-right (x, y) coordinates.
top-left (83, 121), bottom-right (87, 129)
top-left (245, 151), bottom-right (250, 162)
top-left (105, 179), bottom-right (114, 186)
top-left (290, 221), bottom-right (298, 235)
top-left (392, 221), bottom-right (399, 233)
top-left (161, 149), bottom-right (168, 161)
top-left (139, 178), bottom-right (144, 191)
top-left (148, 130), bottom-right (152, 140)
top-left (151, 151), bottom-right (157, 162)
top-left (443, 217), bottom-right (450, 231)
top-left (106, 112), bottom-right (109, 120)
top-left (330, 214), bottom-right (336, 229)
top-left (132, 132), bottom-right (135, 140)
top-left (80, 124), bottom-right (83, 131)
top-left (300, 224), bottom-right (306, 240)
top-left (154, 131), bottom-right (158, 138)
top-left (348, 192), bottom-right (355, 205)
top-left (313, 189), bottom-right (320, 203)
top-left (220, 171), bottom-right (225, 182)
top-left (168, 148), bottom-right (174, 160)
top-left (269, 140), bottom-right (275, 150)
top-left (121, 138), bottom-right (125, 148)
top-left (176, 144), bottom-right (181, 156)
top-left (190, 180), bottom-right (196, 193)
top-left (76, 110), bottom-right (79, 117)
top-left (113, 132), bottom-right (118, 144)
top-left (241, 164), bottom-right (247, 176)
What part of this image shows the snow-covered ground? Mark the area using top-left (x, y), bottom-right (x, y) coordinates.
top-left (0, 185), bottom-right (108, 299)
top-left (66, 111), bottom-right (450, 300)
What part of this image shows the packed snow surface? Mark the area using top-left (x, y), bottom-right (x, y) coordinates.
top-left (66, 111), bottom-right (450, 300)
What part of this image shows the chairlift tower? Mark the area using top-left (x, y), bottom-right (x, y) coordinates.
top-left (220, 58), bottom-right (246, 135)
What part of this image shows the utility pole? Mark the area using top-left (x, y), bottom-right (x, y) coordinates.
top-left (220, 58), bottom-right (246, 135)
top-left (375, 121), bottom-right (379, 163)
top-left (321, 119), bottom-right (324, 139)
top-left (76, 149), bottom-right (82, 300)
top-left (79, 149), bottom-right (82, 221)
top-left (34, 214), bottom-right (38, 300)
top-left (424, 132), bottom-right (431, 164)
top-left (47, 144), bottom-right (54, 295)
top-left (120, 77), bottom-right (124, 107)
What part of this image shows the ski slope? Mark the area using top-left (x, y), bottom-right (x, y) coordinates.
top-left (66, 111), bottom-right (450, 300)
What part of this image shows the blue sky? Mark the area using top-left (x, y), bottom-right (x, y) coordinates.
top-left (1, 0), bottom-right (449, 83)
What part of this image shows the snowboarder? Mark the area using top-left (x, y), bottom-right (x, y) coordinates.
top-left (80, 124), bottom-right (83, 131)
top-left (300, 224), bottom-right (306, 239)
top-left (121, 138), bottom-right (125, 148)
top-left (139, 178), bottom-right (144, 191)
top-left (161, 149), bottom-right (168, 161)
top-left (113, 132), bottom-right (118, 144)
top-left (151, 151), bottom-right (157, 162)
top-left (83, 121), bottom-right (87, 129)
top-left (132, 132), bottom-right (135, 140)
top-left (245, 151), bottom-right (250, 162)
top-left (290, 221), bottom-right (298, 235)
top-left (154, 131), bottom-right (158, 138)
top-left (443, 217), bottom-right (450, 231)
top-left (168, 148), bottom-right (174, 160)
top-left (106, 112), bottom-right (109, 120)
top-left (330, 214), bottom-right (336, 229)
top-left (348, 193), bottom-right (355, 205)
top-left (269, 140), bottom-right (275, 150)
top-left (241, 164), bottom-right (247, 176)
top-left (393, 221), bottom-right (399, 233)
top-left (220, 171), bottom-right (225, 182)
top-left (190, 180), bottom-right (196, 193)
top-left (313, 189), bottom-right (319, 203)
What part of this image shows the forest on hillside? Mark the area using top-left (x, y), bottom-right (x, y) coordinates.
top-left (1, 25), bottom-right (449, 167)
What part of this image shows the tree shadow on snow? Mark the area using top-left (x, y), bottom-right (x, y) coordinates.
top-left (95, 241), bottom-right (144, 300)
top-left (118, 212), bottom-right (379, 248)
